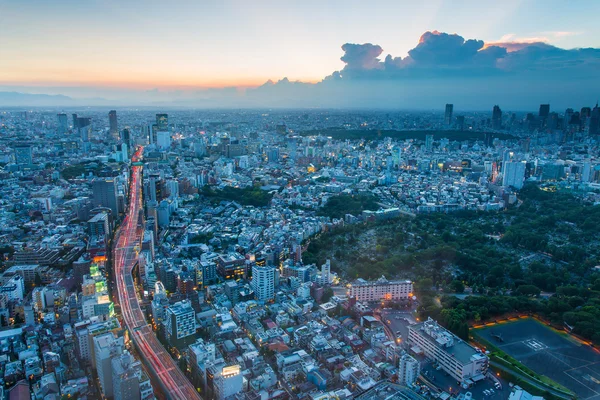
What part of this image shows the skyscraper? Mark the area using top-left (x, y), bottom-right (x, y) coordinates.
top-left (156, 114), bottom-right (168, 131)
top-left (120, 128), bottom-right (131, 147)
top-left (92, 179), bottom-right (119, 216)
top-left (57, 113), bottom-right (68, 134)
top-left (539, 104), bottom-right (550, 127)
top-left (492, 105), bottom-right (502, 130)
top-left (589, 103), bottom-right (600, 135)
top-left (251, 265), bottom-right (275, 301)
top-left (444, 104), bottom-right (453, 125)
top-left (108, 110), bottom-right (118, 140)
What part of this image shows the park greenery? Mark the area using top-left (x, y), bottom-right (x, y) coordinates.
top-left (316, 194), bottom-right (379, 219)
top-left (299, 128), bottom-right (516, 142)
top-left (304, 184), bottom-right (600, 343)
top-left (61, 161), bottom-right (106, 180)
top-left (200, 185), bottom-right (273, 207)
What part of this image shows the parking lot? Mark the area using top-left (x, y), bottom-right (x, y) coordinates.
top-left (420, 359), bottom-right (511, 399)
top-left (378, 309), bottom-right (417, 343)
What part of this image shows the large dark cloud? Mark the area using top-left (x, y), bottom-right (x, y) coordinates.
top-left (331, 30), bottom-right (599, 80)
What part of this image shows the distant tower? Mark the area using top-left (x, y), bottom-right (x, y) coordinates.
top-left (492, 105), bottom-right (502, 130)
top-left (57, 113), bottom-right (68, 134)
top-left (156, 114), bottom-right (168, 131)
top-left (539, 104), bottom-right (550, 128)
top-left (589, 103), bottom-right (600, 135)
top-left (108, 110), bottom-right (118, 140)
top-left (444, 104), bottom-right (453, 126)
top-left (425, 135), bottom-right (434, 152)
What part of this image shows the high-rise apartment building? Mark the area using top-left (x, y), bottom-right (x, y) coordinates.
top-left (251, 265), bottom-right (275, 301)
top-left (502, 161), bottom-right (526, 189)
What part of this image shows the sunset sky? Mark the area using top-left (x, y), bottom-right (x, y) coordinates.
top-left (1, 0), bottom-right (599, 90)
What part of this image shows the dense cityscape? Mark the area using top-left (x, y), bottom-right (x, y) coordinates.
top-left (0, 102), bottom-right (598, 400)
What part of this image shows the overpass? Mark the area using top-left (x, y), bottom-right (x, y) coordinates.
top-left (113, 147), bottom-right (201, 400)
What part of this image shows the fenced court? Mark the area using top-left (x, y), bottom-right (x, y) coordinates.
top-left (476, 318), bottom-right (600, 400)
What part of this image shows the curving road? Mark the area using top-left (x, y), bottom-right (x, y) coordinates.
top-left (113, 147), bottom-right (201, 400)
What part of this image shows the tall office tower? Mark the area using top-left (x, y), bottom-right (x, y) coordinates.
top-left (92, 178), bottom-right (119, 216)
top-left (14, 145), bottom-right (33, 165)
top-left (57, 113), bottom-right (68, 134)
top-left (251, 265), bottom-right (275, 301)
top-left (94, 333), bottom-right (124, 398)
top-left (108, 110), bottom-right (118, 140)
top-left (157, 131), bottom-right (171, 150)
top-left (444, 104), bottom-right (453, 125)
top-left (492, 105), bottom-right (502, 129)
top-left (164, 300), bottom-right (196, 348)
top-left (120, 128), bottom-right (131, 147)
top-left (502, 161), bottom-right (526, 189)
top-left (456, 115), bottom-right (465, 131)
top-left (111, 352), bottom-right (144, 400)
top-left (72, 113), bottom-right (79, 130)
top-left (539, 104), bottom-right (550, 127)
top-left (589, 103), bottom-right (600, 135)
top-left (141, 125), bottom-right (152, 144)
top-left (581, 107), bottom-right (592, 120)
top-left (77, 117), bottom-right (92, 146)
top-left (151, 124), bottom-right (158, 144)
top-left (398, 351), bottom-right (420, 386)
top-left (156, 113), bottom-right (168, 131)
top-left (425, 134), bottom-right (434, 152)
top-left (564, 108), bottom-right (574, 129)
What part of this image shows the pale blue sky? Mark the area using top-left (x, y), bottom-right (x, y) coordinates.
top-left (0, 0), bottom-right (598, 90)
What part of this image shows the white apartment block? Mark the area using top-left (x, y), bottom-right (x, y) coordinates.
top-left (348, 276), bottom-right (413, 302)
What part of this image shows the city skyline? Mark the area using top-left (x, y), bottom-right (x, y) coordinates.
top-left (1, 1), bottom-right (600, 108)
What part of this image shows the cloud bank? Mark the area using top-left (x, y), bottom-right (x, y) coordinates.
top-left (245, 30), bottom-right (600, 110)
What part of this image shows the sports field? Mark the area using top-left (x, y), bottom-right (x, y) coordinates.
top-left (476, 318), bottom-right (600, 400)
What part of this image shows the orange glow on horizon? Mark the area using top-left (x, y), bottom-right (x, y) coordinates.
top-left (0, 75), bottom-right (322, 90)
